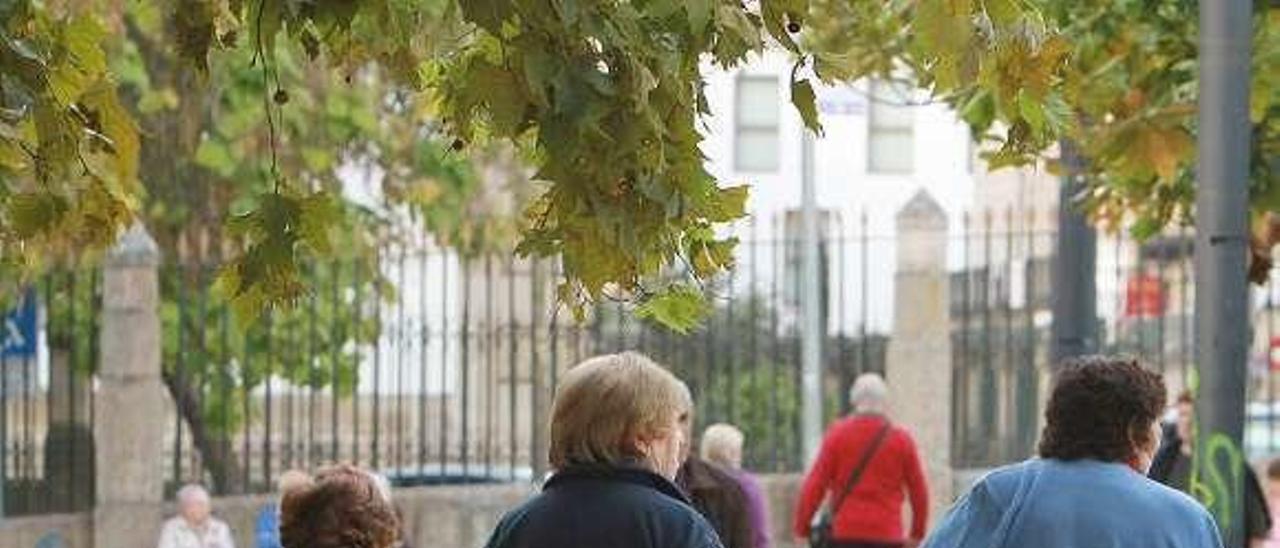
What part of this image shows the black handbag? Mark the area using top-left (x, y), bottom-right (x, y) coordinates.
top-left (809, 419), bottom-right (893, 548)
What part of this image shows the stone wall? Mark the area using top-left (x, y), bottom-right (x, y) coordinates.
top-left (0, 474), bottom-right (811, 548)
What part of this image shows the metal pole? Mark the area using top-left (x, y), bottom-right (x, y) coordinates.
top-left (1195, 0), bottom-right (1252, 544)
top-left (1050, 140), bottom-right (1096, 366)
top-left (800, 127), bottom-right (823, 463)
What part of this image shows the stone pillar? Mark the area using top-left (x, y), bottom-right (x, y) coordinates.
top-left (95, 224), bottom-right (166, 548)
top-left (886, 190), bottom-right (953, 525)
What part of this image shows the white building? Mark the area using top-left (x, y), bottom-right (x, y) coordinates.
top-left (699, 52), bottom-right (986, 333)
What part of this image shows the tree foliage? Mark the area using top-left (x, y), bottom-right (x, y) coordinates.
top-left (2, 0), bottom-right (1069, 329)
top-left (21, 0), bottom-right (1280, 322)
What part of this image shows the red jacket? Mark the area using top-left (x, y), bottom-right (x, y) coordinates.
top-left (792, 414), bottom-right (929, 543)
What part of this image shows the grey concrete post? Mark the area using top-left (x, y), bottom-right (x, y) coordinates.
top-left (1050, 140), bottom-right (1097, 365)
top-left (1195, 0), bottom-right (1252, 543)
top-left (886, 190), bottom-right (953, 523)
top-left (95, 224), bottom-right (166, 548)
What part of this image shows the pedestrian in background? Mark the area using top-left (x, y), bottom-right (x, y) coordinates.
top-left (678, 424), bottom-right (754, 548)
top-left (157, 484), bottom-right (235, 548)
top-left (701, 423), bottom-right (772, 548)
top-left (278, 464), bottom-right (401, 548)
top-left (254, 470), bottom-right (310, 548)
top-left (1150, 391), bottom-right (1271, 547)
top-left (925, 356), bottom-right (1222, 548)
top-left (793, 373), bottom-right (929, 548)
top-left (1265, 459), bottom-right (1280, 548)
top-left (483, 352), bottom-right (723, 548)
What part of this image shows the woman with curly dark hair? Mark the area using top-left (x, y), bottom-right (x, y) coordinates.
top-left (926, 356), bottom-right (1223, 548)
top-left (278, 464), bottom-right (401, 548)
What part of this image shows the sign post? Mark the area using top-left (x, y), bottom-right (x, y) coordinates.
top-left (0, 287), bottom-right (38, 520)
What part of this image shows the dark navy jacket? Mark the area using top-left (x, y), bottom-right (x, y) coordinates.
top-left (484, 464), bottom-right (725, 548)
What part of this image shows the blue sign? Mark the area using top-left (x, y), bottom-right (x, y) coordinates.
top-left (2, 288), bottom-right (37, 359)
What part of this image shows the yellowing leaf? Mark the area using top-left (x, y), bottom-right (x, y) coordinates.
top-left (1145, 127), bottom-right (1193, 181)
top-left (791, 78), bottom-right (823, 134)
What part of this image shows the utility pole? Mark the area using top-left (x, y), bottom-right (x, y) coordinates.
top-left (1050, 141), bottom-right (1096, 367)
top-left (1195, 0), bottom-right (1252, 545)
top-left (800, 125), bottom-right (823, 463)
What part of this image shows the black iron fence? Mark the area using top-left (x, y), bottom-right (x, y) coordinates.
top-left (1, 271), bottom-right (99, 516)
top-left (5, 208), bottom-right (1274, 517)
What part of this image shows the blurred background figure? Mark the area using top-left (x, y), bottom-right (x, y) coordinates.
top-left (279, 464), bottom-right (401, 548)
top-left (255, 470), bottom-right (311, 548)
top-left (1150, 391), bottom-right (1272, 547)
top-left (678, 423), bottom-right (753, 548)
top-left (1265, 459), bottom-right (1280, 548)
top-left (701, 423), bottom-right (771, 548)
top-left (793, 373), bottom-right (928, 548)
top-left (157, 484), bottom-right (235, 548)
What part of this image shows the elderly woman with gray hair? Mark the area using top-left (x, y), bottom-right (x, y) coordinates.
top-left (157, 484), bottom-right (235, 548)
top-left (484, 352), bottom-right (723, 548)
top-left (702, 423), bottom-right (772, 548)
top-left (793, 373), bottom-right (929, 548)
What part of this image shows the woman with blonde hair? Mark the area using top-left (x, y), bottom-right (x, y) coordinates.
top-left (484, 352), bottom-right (723, 548)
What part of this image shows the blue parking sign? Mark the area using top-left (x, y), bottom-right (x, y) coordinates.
top-left (1, 288), bottom-right (37, 359)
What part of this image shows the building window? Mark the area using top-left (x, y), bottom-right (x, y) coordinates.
top-left (735, 75), bottom-right (780, 172)
top-left (867, 80), bottom-right (915, 174)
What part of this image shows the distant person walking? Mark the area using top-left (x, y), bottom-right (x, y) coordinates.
top-left (483, 352), bottom-right (723, 548)
top-left (1264, 459), bottom-right (1280, 548)
top-left (925, 356), bottom-right (1223, 548)
top-left (677, 423), bottom-right (754, 548)
top-left (278, 464), bottom-right (401, 548)
top-left (255, 470), bottom-right (310, 548)
top-left (157, 484), bottom-right (235, 548)
top-left (793, 373), bottom-right (929, 548)
top-left (701, 423), bottom-right (772, 548)
top-left (1150, 391), bottom-right (1272, 547)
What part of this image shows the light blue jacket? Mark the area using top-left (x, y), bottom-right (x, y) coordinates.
top-left (255, 503), bottom-right (282, 548)
top-left (926, 459), bottom-right (1223, 548)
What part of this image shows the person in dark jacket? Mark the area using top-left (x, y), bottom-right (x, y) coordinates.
top-left (1150, 391), bottom-right (1272, 547)
top-left (677, 451), bottom-right (754, 548)
top-left (484, 352), bottom-right (724, 548)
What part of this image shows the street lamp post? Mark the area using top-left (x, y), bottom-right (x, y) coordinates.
top-left (1195, 0), bottom-right (1252, 545)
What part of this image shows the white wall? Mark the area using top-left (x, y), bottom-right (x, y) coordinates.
top-left (699, 52), bottom-right (978, 332)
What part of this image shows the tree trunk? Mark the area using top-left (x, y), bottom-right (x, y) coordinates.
top-left (161, 370), bottom-right (245, 495)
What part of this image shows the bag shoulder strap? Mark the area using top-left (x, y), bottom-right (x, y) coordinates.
top-left (830, 418), bottom-right (893, 515)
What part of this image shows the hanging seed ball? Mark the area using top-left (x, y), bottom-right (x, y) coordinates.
top-left (273, 89), bottom-right (290, 105)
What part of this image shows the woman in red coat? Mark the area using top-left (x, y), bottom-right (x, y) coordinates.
top-left (793, 373), bottom-right (929, 548)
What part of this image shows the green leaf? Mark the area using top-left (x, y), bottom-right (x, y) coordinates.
top-left (791, 78), bottom-right (822, 134)
top-left (635, 286), bottom-right (708, 333)
top-left (982, 0), bottom-right (1021, 27)
top-left (915, 0), bottom-right (973, 59)
top-left (1017, 89), bottom-right (1046, 135)
top-left (459, 0), bottom-right (512, 34)
top-left (687, 0), bottom-right (712, 34)
top-left (8, 192), bottom-right (68, 238)
top-left (1130, 216), bottom-right (1163, 241)
top-left (195, 139), bottom-right (236, 177)
top-left (960, 90), bottom-right (996, 132)
top-left (704, 185), bottom-right (750, 223)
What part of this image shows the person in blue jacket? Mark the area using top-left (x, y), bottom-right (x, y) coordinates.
top-left (926, 355), bottom-right (1223, 548)
top-left (255, 470), bottom-right (311, 548)
top-left (483, 352), bottom-right (723, 548)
